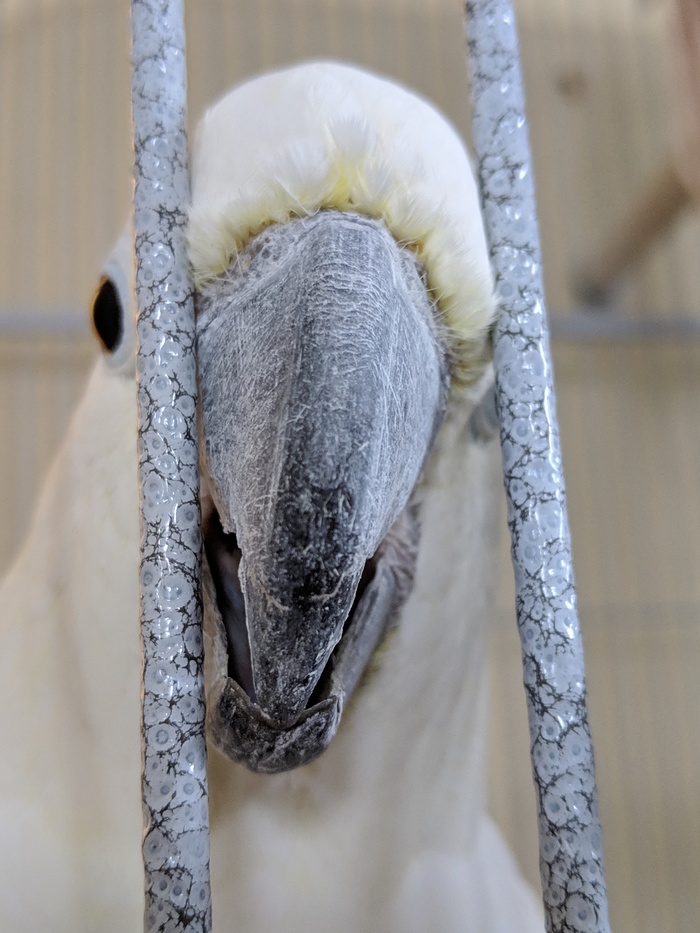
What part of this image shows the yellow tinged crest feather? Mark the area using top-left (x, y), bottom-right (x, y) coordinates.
top-left (188, 62), bottom-right (495, 383)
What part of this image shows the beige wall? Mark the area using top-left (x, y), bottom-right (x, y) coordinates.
top-left (2, 2), bottom-right (700, 930)
top-left (2, 1), bottom-right (700, 579)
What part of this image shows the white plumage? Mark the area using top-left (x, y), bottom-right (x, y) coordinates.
top-left (0, 62), bottom-right (542, 931)
top-left (188, 62), bottom-right (494, 381)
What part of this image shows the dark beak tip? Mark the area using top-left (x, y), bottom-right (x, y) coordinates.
top-left (211, 676), bottom-right (344, 774)
top-left (245, 591), bottom-right (349, 726)
top-left (252, 672), bottom-right (319, 728)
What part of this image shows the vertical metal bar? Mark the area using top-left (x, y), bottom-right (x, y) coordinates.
top-left (131, 2), bottom-right (212, 931)
top-left (464, 3), bottom-right (611, 931)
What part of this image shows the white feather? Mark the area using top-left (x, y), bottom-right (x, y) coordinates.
top-left (0, 63), bottom-right (542, 931)
top-left (188, 62), bottom-right (495, 382)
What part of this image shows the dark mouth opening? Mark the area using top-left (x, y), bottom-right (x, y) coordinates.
top-left (202, 508), bottom-right (378, 715)
top-left (202, 510), bottom-right (256, 700)
top-left (307, 554), bottom-right (378, 707)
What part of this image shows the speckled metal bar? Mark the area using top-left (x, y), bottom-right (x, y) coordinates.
top-left (464, 3), bottom-right (610, 931)
top-left (131, 2), bottom-right (211, 930)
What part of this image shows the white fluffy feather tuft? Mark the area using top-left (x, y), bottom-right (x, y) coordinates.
top-left (187, 61), bottom-right (495, 383)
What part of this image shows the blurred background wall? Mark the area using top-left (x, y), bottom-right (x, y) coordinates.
top-left (1, 1), bottom-right (699, 930)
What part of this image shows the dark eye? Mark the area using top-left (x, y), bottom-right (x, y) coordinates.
top-left (91, 276), bottom-right (123, 355)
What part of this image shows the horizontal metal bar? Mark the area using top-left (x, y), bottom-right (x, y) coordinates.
top-left (7, 309), bottom-right (700, 342)
top-left (549, 312), bottom-right (700, 340)
top-left (0, 311), bottom-right (90, 335)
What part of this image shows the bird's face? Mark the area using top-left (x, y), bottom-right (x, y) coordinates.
top-left (91, 211), bottom-right (450, 774)
top-left (92, 57), bottom-right (498, 775)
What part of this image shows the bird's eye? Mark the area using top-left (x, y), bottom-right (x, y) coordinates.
top-left (91, 276), bottom-right (123, 355)
top-left (88, 239), bottom-right (136, 376)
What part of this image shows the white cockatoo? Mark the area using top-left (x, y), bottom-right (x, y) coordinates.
top-left (0, 62), bottom-right (543, 932)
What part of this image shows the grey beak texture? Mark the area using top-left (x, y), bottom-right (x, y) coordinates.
top-left (196, 211), bottom-right (447, 768)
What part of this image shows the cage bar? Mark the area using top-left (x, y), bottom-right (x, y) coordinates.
top-left (131, 2), bottom-right (212, 930)
top-left (464, 2), bottom-right (611, 931)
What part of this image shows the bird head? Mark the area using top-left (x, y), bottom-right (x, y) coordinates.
top-left (90, 62), bottom-right (495, 773)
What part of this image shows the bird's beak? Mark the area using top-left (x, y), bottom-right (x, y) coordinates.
top-left (196, 211), bottom-right (448, 772)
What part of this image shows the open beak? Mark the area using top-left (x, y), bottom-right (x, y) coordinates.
top-left (196, 211), bottom-right (448, 773)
